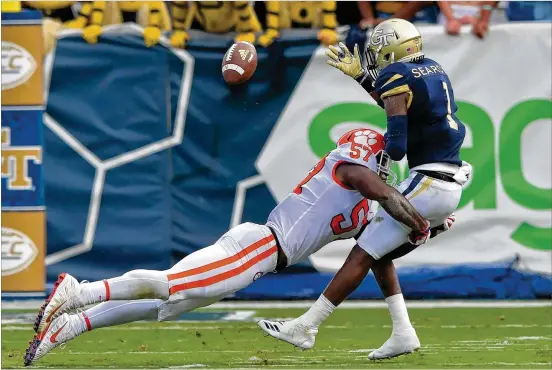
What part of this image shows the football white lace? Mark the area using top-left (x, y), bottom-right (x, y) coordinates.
top-left (368, 328), bottom-right (421, 360)
top-left (258, 319), bottom-right (318, 350)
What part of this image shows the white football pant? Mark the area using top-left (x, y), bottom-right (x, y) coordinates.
top-left (80, 223), bottom-right (277, 328)
top-left (358, 169), bottom-right (466, 260)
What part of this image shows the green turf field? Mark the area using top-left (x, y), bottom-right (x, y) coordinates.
top-left (2, 306), bottom-right (551, 369)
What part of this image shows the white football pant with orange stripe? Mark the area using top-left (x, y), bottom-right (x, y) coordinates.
top-left (75, 223), bottom-right (278, 329)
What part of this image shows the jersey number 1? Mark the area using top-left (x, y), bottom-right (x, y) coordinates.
top-left (442, 81), bottom-right (458, 130)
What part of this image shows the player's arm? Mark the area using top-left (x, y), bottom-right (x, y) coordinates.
top-left (336, 163), bottom-right (428, 233)
top-left (383, 92), bottom-right (409, 161)
top-left (370, 91), bottom-right (383, 107)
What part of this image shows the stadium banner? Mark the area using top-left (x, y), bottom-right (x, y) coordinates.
top-left (1, 10), bottom-right (46, 296)
top-left (40, 24), bottom-right (551, 299)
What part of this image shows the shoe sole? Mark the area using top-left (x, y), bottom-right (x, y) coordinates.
top-left (369, 347), bottom-right (420, 360)
top-left (257, 321), bottom-right (313, 350)
top-left (24, 334), bottom-right (42, 367)
top-left (34, 273), bottom-right (67, 334)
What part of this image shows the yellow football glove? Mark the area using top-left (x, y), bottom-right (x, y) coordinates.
top-left (326, 42), bottom-right (365, 81)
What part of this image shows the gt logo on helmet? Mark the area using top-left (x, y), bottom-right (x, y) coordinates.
top-left (371, 29), bottom-right (395, 47)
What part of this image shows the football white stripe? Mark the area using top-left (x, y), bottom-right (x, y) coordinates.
top-left (222, 63), bottom-right (244, 76)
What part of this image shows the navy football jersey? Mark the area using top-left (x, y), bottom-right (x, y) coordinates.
top-left (374, 58), bottom-right (465, 168)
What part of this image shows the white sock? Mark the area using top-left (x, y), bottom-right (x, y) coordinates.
top-left (81, 280), bottom-right (110, 305)
top-left (81, 270), bottom-right (170, 305)
top-left (386, 293), bottom-right (413, 332)
top-left (82, 300), bottom-right (163, 330)
top-left (298, 295), bottom-right (335, 328)
top-left (71, 313), bottom-right (89, 335)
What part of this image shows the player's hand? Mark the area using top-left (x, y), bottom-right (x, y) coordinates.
top-left (430, 213), bottom-right (456, 238)
top-left (326, 42), bottom-right (365, 81)
top-left (408, 220), bottom-right (431, 246)
top-left (472, 19), bottom-right (489, 39)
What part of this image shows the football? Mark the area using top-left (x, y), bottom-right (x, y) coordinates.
top-left (221, 41), bottom-right (257, 85)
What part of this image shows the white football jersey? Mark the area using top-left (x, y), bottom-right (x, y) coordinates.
top-left (266, 129), bottom-right (385, 266)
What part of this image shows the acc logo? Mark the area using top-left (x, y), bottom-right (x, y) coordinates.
top-left (371, 29), bottom-right (395, 47)
top-left (1, 128), bottom-right (42, 190)
top-left (1, 227), bottom-right (38, 276)
top-left (1, 41), bottom-right (37, 90)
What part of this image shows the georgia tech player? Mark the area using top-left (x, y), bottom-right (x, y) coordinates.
top-left (258, 19), bottom-right (472, 360)
top-left (25, 128), bottom-right (443, 366)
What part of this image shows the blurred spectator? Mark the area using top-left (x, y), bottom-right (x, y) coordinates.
top-left (80, 1), bottom-right (171, 46)
top-left (170, 1), bottom-right (261, 48)
top-left (23, 1), bottom-right (89, 28)
top-left (438, 1), bottom-right (498, 38)
top-left (506, 1), bottom-right (552, 22)
top-left (256, 1), bottom-right (338, 47)
top-left (23, 1), bottom-right (77, 23)
top-left (358, 1), bottom-right (438, 26)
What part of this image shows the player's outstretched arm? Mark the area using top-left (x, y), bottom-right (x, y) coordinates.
top-left (336, 164), bottom-right (428, 233)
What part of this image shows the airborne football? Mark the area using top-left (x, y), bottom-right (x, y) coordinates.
top-left (2, 1), bottom-right (551, 369)
top-left (222, 41), bottom-right (258, 85)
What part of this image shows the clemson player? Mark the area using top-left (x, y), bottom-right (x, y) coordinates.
top-left (25, 128), bottom-right (437, 366)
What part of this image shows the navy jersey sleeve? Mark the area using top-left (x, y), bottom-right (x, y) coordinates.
top-left (375, 64), bottom-right (413, 109)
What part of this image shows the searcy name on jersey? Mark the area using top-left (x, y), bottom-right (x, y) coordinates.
top-left (411, 64), bottom-right (445, 78)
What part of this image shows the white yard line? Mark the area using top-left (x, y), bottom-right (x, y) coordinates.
top-left (2, 300), bottom-right (551, 310)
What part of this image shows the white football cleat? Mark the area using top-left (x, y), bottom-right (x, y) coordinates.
top-left (368, 327), bottom-right (421, 360)
top-left (258, 319), bottom-right (318, 350)
top-left (34, 273), bottom-right (86, 334)
top-left (25, 313), bottom-right (85, 366)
